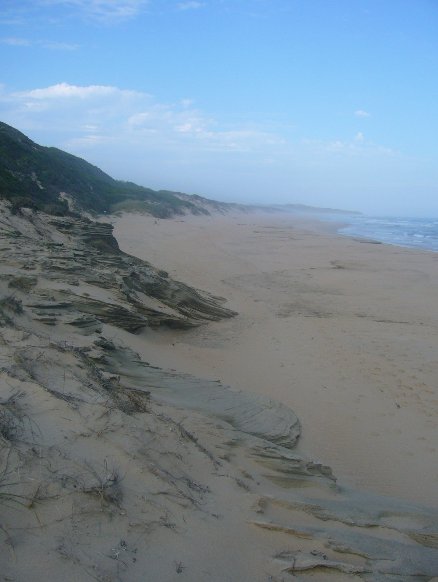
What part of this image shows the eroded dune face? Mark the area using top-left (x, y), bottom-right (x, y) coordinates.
top-left (1, 203), bottom-right (437, 582)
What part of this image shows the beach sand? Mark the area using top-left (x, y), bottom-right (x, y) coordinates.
top-left (113, 211), bottom-right (438, 507)
top-left (2, 204), bottom-right (438, 581)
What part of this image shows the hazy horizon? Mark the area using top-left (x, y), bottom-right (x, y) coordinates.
top-left (1, 1), bottom-right (438, 217)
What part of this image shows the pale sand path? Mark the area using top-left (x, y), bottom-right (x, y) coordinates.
top-left (112, 211), bottom-right (438, 507)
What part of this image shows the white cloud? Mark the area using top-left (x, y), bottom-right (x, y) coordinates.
top-left (1, 82), bottom-right (280, 156)
top-left (1, 37), bottom-right (79, 50)
top-left (177, 1), bottom-right (205, 10)
top-left (1, 37), bottom-right (32, 46)
top-left (21, 82), bottom-right (124, 100)
top-left (40, 40), bottom-right (79, 50)
top-left (0, 83), bottom-right (397, 162)
top-left (175, 122), bottom-right (203, 134)
top-left (40, 0), bottom-right (149, 22)
top-left (355, 109), bottom-right (371, 118)
top-left (301, 134), bottom-right (395, 158)
top-left (180, 98), bottom-right (194, 108)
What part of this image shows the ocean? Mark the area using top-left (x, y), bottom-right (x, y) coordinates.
top-left (325, 214), bottom-right (438, 252)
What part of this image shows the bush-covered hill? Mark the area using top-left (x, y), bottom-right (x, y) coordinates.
top-left (0, 122), bottom-right (223, 217)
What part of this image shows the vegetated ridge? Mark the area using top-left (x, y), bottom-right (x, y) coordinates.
top-left (0, 121), bottom-right (241, 217)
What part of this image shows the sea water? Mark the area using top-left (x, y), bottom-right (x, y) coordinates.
top-left (338, 215), bottom-right (438, 252)
top-left (318, 214), bottom-right (438, 252)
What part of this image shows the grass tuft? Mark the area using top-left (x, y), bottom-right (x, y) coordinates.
top-left (80, 461), bottom-right (124, 508)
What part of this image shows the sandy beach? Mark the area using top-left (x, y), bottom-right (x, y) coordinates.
top-left (2, 203), bottom-right (438, 581)
top-left (113, 211), bottom-right (438, 507)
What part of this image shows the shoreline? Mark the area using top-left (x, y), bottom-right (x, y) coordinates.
top-left (112, 210), bottom-right (438, 507)
top-left (333, 214), bottom-right (438, 253)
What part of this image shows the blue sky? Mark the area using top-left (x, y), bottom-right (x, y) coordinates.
top-left (1, 0), bottom-right (438, 215)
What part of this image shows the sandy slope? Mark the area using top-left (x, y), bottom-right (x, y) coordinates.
top-left (112, 211), bottom-right (438, 507)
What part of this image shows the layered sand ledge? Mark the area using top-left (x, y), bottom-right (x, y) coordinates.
top-left (113, 212), bottom-right (438, 507)
top-left (1, 204), bottom-right (438, 581)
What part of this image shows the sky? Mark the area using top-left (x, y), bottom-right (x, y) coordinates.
top-left (1, 0), bottom-right (438, 215)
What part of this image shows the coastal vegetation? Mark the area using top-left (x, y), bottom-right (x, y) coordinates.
top-left (0, 121), bottom-right (224, 217)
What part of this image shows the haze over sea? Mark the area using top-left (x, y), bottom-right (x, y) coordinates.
top-left (332, 214), bottom-right (438, 252)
